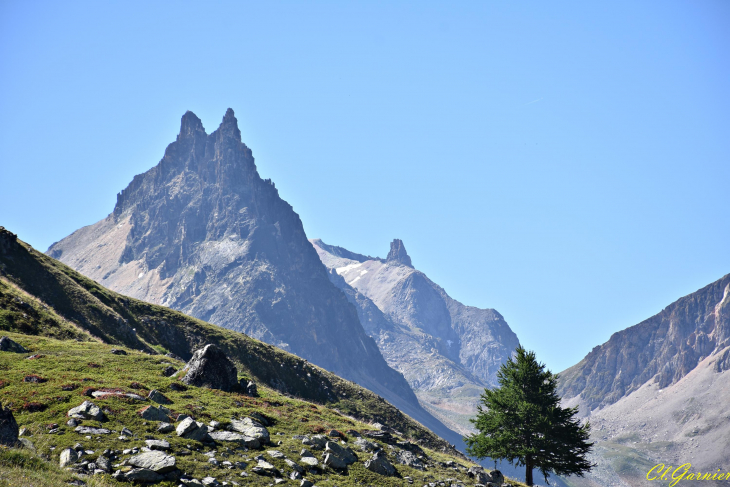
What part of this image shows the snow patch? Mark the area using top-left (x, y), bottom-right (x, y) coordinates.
top-left (335, 262), bottom-right (362, 275)
top-left (138, 272), bottom-right (145, 279)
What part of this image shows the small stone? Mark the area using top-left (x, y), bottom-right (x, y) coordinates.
top-left (145, 439), bottom-right (171, 450)
top-left (148, 389), bottom-right (172, 404)
top-left (157, 422), bottom-right (174, 433)
top-left (110, 349), bottom-right (127, 355)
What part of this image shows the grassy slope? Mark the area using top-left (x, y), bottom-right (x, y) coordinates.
top-left (0, 331), bottom-right (528, 487)
top-left (0, 227), bottom-right (451, 451)
top-left (0, 226), bottom-right (528, 485)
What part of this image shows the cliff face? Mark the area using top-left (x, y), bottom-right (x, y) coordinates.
top-left (312, 238), bottom-right (520, 434)
top-left (559, 273), bottom-right (730, 411)
top-left (557, 274), bottom-right (730, 486)
top-left (46, 110), bottom-right (461, 447)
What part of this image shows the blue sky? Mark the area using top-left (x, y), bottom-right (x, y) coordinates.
top-left (1, 1), bottom-right (729, 373)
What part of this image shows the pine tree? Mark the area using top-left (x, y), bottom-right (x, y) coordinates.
top-left (465, 346), bottom-right (594, 486)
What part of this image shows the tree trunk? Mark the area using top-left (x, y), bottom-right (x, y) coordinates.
top-left (526, 458), bottom-right (534, 486)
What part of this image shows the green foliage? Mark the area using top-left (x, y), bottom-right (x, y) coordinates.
top-left (464, 346), bottom-right (594, 486)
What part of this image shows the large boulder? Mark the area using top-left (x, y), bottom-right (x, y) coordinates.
top-left (364, 451), bottom-right (397, 476)
top-left (0, 406), bottom-right (19, 446)
top-left (138, 405), bottom-right (171, 422)
top-left (176, 417), bottom-right (210, 442)
top-left (67, 400), bottom-right (105, 421)
top-left (0, 336), bottom-right (27, 353)
top-left (229, 417), bottom-right (270, 444)
top-left (127, 450), bottom-right (176, 473)
top-left (467, 466), bottom-right (504, 486)
top-left (324, 441), bottom-right (357, 466)
top-left (181, 344), bottom-right (238, 391)
top-left (209, 430), bottom-right (260, 448)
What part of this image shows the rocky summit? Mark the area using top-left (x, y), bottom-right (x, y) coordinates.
top-left (45, 110), bottom-right (462, 449)
top-left (311, 238), bottom-right (520, 435)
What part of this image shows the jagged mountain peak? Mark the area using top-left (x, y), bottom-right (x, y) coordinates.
top-left (386, 238), bottom-right (412, 267)
top-left (178, 110), bottom-right (205, 139)
top-left (216, 107), bottom-right (241, 142)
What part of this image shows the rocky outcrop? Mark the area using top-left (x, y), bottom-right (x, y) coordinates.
top-left (0, 406), bottom-right (19, 446)
top-left (181, 344), bottom-right (238, 392)
top-left (0, 336), bottom-right (27, 353)
top-left (364, 450), bottom-right (397, 476)
top-left (386, 239), bottom-right (412, 267)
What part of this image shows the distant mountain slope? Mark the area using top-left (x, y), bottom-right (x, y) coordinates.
top-left (558, 273), bottom-right (730, 486)
top-left (312, 238), bottom-right (520, 434)
top-left (44, 110), bottom-right (461, 449)
top-left (559, 273), bottom-right (730, 411)
top-left (1, 225), bottom-right (459, 453)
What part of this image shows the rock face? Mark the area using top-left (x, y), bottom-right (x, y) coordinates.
top-left (45, 109), bottom-right (458, 449)
top-left (181, 344), bottom-right (238, 392)
top-left (559, 273), bottom-right (730, 410)
top-left (0, 406), bottom-right (19, 446)
top-left (0, 336), bottom-right (27, 353)
top-left (558, 273), bottom-right (730, 487)
top-left (312, 238), bottom-right (520, 435)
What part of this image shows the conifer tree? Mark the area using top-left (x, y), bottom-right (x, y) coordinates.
top-left (465, 346), bottom-right (594, 486)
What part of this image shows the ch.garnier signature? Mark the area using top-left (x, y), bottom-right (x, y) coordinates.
top-left (648, 464), bottom-right (730, 486)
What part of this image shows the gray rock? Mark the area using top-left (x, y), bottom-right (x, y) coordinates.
top-left (59, 447), bottom-right (78, 467)
top-left (353, 437), bottom-right (379, 452)
top-left (208, 430), bottom-right (259, 448)
top-left (157, 422), bottom-right (174, 433)
top-left (176, 417), bottom-right (210, 442)
top-left (145, 439), bottom-right (171, 450)
top-left (124, 468), bottom-right (164, 482)
top-left (181, 344), bottom-right (238, 391)
top-left (121, 427), bottom-right (133, 436)
top-left (396, 449), bottom-right (424, 470)
top-left (91, 390), bottom-right (146, 401)
top-left (266, 449), bottom-right (285, 459)
top-left (201, 477), bottom-right (220, 486)
top-left (300, 448), bottom-right (313, 457)
top-left (162, 366), bottom-right (177, 377)
top-left (252, 459), bottom-right (277, 475)
top-left (138, 405), bottom-right (171, 422)
top-left (323, 452), bottom-right (348, 469)
top-left (95, 455), bottom-right (111, 472)
top-left (67, 401), bottom-right (105, 421)
top-left (300, 480), bottom-right (313, 487)
top-left (127, 450), bottom-right (176, 473)
top-left (364, 450), bottom-right (396, 476)
top-left (0, 406), bottom-right (19, 446)
top-left (325, 441), bottom-right (356, 464)
top-left (74, 426), bottom-right (110, 435)
top-left (67, 418), bottom-right (79, 427)
top-left (110, 349), bottom-right (127, 355)
top-left (180, 479), bottom-right (205, 487)
top-left (0, 336), bottom-right (27, 353)
top-left (299, 456), bottom-right (318, 467)
top-left (148, 389), bottom-right (172, 404)
top-left (285, 458), bottom-right (303, 473)
top-left (229, 417), bottom-right (269, 444)
top-left (307, 434), bottom-right (327, 450)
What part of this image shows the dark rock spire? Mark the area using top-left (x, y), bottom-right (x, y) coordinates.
top-left (217, 108), bottom-right (241, 142)
top-left (178, 111), bottom-right (205, 140)
top-left (386, 239), bottom-right (412, 267)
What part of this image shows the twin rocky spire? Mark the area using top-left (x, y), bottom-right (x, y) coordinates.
top-left (177, 108), bottom-right (241, 142)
